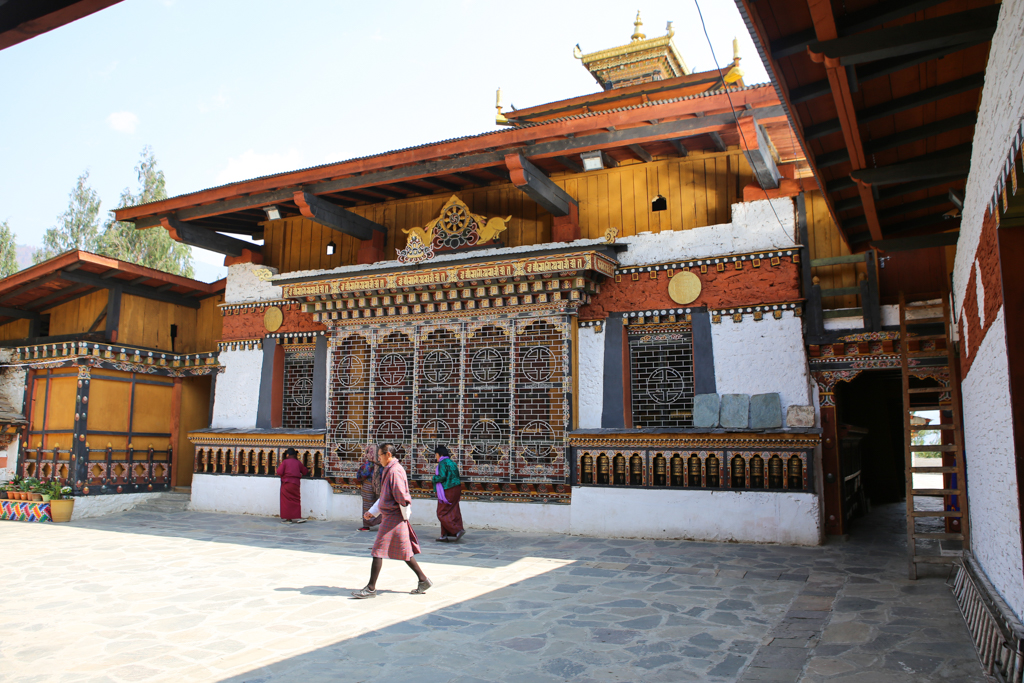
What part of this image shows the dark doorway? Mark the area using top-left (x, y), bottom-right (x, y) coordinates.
top-left (835, 370), bottom-right (905, 508)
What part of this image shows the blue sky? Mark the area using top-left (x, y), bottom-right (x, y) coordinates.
top-left (0, 0), bottom-right (767, 282)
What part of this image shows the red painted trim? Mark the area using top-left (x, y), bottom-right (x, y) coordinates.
top-left (0, 1), bottom-right (123, 51)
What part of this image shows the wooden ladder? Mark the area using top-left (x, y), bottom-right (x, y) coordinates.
top-left (899, 292), bottom-right (968, 579)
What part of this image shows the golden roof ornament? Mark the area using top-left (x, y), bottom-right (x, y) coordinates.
top-left (631, 11), bottom-right (646, 41)
top-left (723, 37), bottom-right (745, 85)
top-left (495, 87), bottom-right (507, 125)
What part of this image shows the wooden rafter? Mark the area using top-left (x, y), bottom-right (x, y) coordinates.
top-left (159, 216), bottom-right (258, 258)
top-left (293, 191), bottom-right (387, 241)
top-left (505, 154), bottom-right (577, 217)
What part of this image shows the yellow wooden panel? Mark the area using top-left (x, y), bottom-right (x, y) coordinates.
top-left (176, 375), bottom-right (212, 486)
top-left (87, 377), bottom-right (132, 432)
top-left (48, 289), bottom-right (108, 336)
top-left (132, 382), bottom-right (173, 434)
top-left (0, 318), bottom-right (30, 341)
top-left (43, 377), bottom-right (77, 432)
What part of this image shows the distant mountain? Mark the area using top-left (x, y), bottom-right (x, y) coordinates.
top-left (16, 245), bottom-right (35, 269)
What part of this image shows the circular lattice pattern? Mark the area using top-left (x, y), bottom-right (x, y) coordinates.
top-left (377, 353), bottom-right (408, 387)
top-left (469, 419), bottom-right (503, 457)
top-left (520, 420), bottom-right (555, 459)
top-left (291, 378), bottom-right (313, 406)
top-left (376, 420), bottom-right (405, 444)
top-left (471, 347), bottom-right (505, 384)
top-left (522, 346), bottom-right (554, 383)
top-left (646, 367), bottom-right (685, 404)
top-left (336, 355), bottom-right (363, 388)
top-left (419, 419), bottom-right (453, 450)
top-left (422, 350), bottom-right (455, 385)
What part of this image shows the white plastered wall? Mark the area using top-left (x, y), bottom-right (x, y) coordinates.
top-left (710, 310), bottom-right (812, 413)
top-left (570, 487), bottom-right (820, 545)
top-left (225, 262), bottom-right (282, 304)
top-left (0, 349), bottom-right (26, 480)
top-left (211, 349), bottom-right (263, 428)
top-left (962, 308), bottom-right (1024, 618)
top-left (70, 492), bottom-right (164, 521)
top-left (576, 326), bottom-right (605, 428)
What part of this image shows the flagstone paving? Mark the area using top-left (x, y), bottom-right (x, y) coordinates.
top-left (0, 501), bottom-right (988, 683)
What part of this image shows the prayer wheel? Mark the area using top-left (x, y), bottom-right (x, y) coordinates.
top-left (768, 454), bottom-right (783, 489)
top-left (670, 454), bottom-right (684, 487)
top-left (688, 454), bottom-right (702, 487)
top-left (613, 453), bottom-right (626, 485)
top-left (788, 455), bottom-right (804, 490)
top-left (730, 455), bottom-right (746, 489)
top-left (653, 454), bottom-right (667, 487)
top-left (580, 454), bottom-right (594, 484)
top-left (629, 454), bottom-right (643, 486)
top-left (706, 454), bottom-right (720, 488)
top-left (597, 454), bottom-right (610, 485)
top-left (749, 455), bottom-right (765, 489)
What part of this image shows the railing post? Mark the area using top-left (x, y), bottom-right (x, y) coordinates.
top-left (865, 249), bottom-right (881, 332)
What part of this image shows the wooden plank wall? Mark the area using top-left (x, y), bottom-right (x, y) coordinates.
top-left (263, 150), bottom-right (756, 274)
top-left (0, 318), bottom-right (31, 341)
top-left (48, 290), bottom-right (108, 337)
top-left (118, 293), bottom-right (223, 354)
top-left (176, 375), bottom-right (211, 486)
top-left (805, 190), bottom-right (864, 309)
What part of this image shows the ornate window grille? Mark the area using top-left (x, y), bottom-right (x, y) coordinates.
top-left (629, 325), bottom-right (695, 428)
top-left (282, 344), bottom-right (315, 429)
top-left (326, 315), bottom-right (570, 487)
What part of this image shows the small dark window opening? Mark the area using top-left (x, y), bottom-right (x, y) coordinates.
top-left (651, 194), bottom-right (667, 212)
top-left (170, 324), bottom-right (178, 352)
top-left (38, 314), bottom-right (51, 338)
top-left (326, 240), bottom-right (337, 256)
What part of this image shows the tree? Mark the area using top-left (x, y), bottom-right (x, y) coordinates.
top-left (33, 171), bottom-right (102, 263)
top-left (97, 146), bottom-right (194, 278)
top-left (0, 221), bottom-right (19, 278)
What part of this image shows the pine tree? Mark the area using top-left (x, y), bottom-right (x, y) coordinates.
top-left (0, 220), bottom-right (19, 278)
top-left (97, 147), bottom-right (194, 278)
top-left (33, 171), bottom-right (102, 263)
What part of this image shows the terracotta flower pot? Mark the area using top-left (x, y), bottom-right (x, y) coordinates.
top-left (30, 493), bottom-right (43, 502)
top-left (50, 499), bottom-right (74, 523)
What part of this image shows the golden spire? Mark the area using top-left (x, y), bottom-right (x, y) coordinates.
top-left (631, 11), bottom-right (646, 41)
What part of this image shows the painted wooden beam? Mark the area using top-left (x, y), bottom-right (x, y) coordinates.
top-left (668, 139), bottom-right (688, 157)
top-left (293, 191), bottom-right (386, 241)
top-left (850, 146), bottom-right (973, 186)
top-left (805, 74), bottom-right (985, 141)
top-left (738, 119), bottom-right (780, 190)
top-left (870, 232), bottom-right (960, 252)
top-left (0, 273), bottom-right (61, 303)
top-left (818, 111), bottom-right (978, 169)
top-left (417, 177), bottom-right (461, 192)
top-left (808, 6), bottom-right (999, 67)
top-left (708, 132), bottom-right (727, 153)
top-left (0, 306), bottom-right (39, 320)
top-left (505, 154), bottom-right (578, 217)
top-left (627, 144), bottom-right (653, 163)
top-left (556, 156), bottom-right (584, 173)
top-left (125, 107), bottom-right (784, 228)
top-left (60, 270), bottom-right (201, 309)
top-left (159, 216), bottom-right (258, 258)
top-left (104, 285), bottom-right (121, 342)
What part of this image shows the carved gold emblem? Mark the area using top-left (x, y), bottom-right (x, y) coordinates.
top-left (603, 227), bottom-right (619, 244)
top-left (264, 306), bottom-right (284, 332)
top-left (253, 267), bottom-right (275, 282)
top-left (668, 271), bottom-right (702, 305)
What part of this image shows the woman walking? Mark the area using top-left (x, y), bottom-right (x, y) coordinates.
top-left (432, 445), bottom-right (465, 542)
top-left (351, 444), bottom-right (431, 598)
top-left (276, 448), bottom-right (308, 524)
top-left (356, 444), bottom-right (382, 531)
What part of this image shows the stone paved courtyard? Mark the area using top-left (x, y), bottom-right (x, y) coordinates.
top-left (0, 501), bottom-right (988, 683)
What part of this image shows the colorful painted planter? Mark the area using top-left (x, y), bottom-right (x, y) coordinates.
top-left (0, 500), bottom-right (52, 522)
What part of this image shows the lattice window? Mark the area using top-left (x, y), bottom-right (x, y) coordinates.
top-left (629, 325), bottom-right (695, 428)
top-left (326, 315), bottom-right (570, 486)
top-left (282, 344), bottom-right (315, 429)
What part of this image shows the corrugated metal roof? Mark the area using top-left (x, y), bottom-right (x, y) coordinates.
top-left (127, 82), bottom-right (773, 212)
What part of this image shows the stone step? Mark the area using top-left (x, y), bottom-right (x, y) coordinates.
top-left (134, 492), bottom-right (191, 513)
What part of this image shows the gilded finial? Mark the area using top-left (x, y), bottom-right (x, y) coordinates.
top-left (666, 21), bottom-right (675, 38)
top-left (573, 43), bottom-right (583, 59)
top-left (631, 11), bottom-right (646, 41)
top-left (723, 37), bottom-right (745, 85)
top-left (495, 87), bottom-right (508, 125)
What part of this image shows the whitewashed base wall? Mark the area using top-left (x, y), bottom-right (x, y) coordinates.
top-left (71, 492), bottom-right (165, 521)
top-left (190, 474), bottom-right (821, 545)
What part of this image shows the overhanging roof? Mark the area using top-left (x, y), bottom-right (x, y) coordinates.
top-left (735, 0), bottom-right (996, 247)
top-left (0, 1), bottom-right (123, 51)
top-left (113, 73), bottom-right (810, 252)
top-left (0, 251), bottom-right (224, 326)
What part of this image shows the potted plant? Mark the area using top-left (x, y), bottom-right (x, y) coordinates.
top-left (49, 482), bottom-right (74, 523)
top-left (23, 478), bottom-right (42, 501)
top-left (6, 476), bottom-right (21, 500)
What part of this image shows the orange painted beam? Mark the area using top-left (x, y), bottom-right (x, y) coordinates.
top-left (806, 0), bottom-right (883, 242)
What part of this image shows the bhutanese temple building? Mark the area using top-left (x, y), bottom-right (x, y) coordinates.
top-left (0, 11), bottom-right (973, 548)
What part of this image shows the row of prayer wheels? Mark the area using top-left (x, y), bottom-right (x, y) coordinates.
top-left (578, 452), bottom-right (805, 490)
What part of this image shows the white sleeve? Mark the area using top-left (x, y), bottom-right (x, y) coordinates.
top-left (368, 499), bottom-right (380, 516)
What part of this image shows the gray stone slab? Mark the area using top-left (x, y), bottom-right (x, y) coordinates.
top-left (720, 394), bottom-right (750, 428)
top-left (693, 393), bottom-right (720, 428)
top-left (786, 405), bottom-right (815, 428)
top-left (750, 393), bottom-right (783, 429)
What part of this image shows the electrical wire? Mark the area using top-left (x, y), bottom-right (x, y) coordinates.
top-left (693, 0), bottom-right (795, 248)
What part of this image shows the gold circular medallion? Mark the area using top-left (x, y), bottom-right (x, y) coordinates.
top-left (264, 306), bottom-right (284, 332)
top-left (668, 270), bottom-right (702, 305)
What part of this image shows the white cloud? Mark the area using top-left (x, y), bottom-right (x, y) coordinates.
top-left (215, 148), bottom-right (305, 185)
top-left (107, 111), bottom-right (139, 134)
